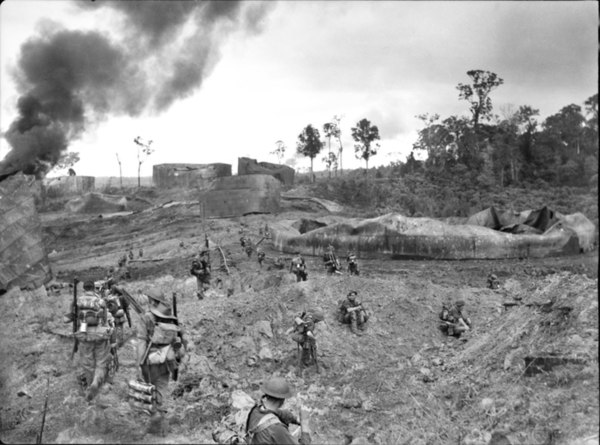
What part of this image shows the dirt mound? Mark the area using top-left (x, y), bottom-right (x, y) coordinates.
top-left (65, 193), bottom-right (129, 214)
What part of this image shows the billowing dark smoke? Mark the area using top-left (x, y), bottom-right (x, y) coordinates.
top-left (0, 0), bottom-right (274, 179)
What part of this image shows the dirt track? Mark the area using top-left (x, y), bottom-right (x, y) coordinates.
top-left (0, 196), bottom-right (598, 444)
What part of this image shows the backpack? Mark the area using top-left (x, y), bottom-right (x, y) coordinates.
top-left (77, 294), bottom-right (105, 326)
top-left (145, 314), bottom-right (185, 365)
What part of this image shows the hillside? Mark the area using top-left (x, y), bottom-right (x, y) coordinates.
top-left (0, 183), bottom-right (597, 445)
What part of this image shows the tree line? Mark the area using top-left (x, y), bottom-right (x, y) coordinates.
top-left (407, 69), bottom-right (598, 188)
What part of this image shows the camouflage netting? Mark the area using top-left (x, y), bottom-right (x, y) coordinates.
top-left (270, 208), bottom-right (596, 260)
top-left (65, 193), bottom-right (129, 214)
top-left (199, 174), bottom-right (281, 218)
top-left (0, 173), bottom-right (52, 291)
top-left (153, 163), bottom-right (232, 189)
top-left (237, 157), bottom-right (295, 186)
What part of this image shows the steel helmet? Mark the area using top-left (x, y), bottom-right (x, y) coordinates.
top-left (455, 300), bottom-right (465, 307)
top-left (309, 308), bottom-right (325, 323)
top-left (83, 280), bottom-right (95, 291)
top-left (260, 377), bottom-right (294, 399)
top-left (145, 288), bottom-right (170, 306)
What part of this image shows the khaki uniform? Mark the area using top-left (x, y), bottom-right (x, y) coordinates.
top-left (340, 298), bottom-right (369, 333)
top-left (138, 311), bottom-right (186, 419)
top-left (74, 291), bottom-right (116, 390)
top-left (191, 256), bottom-right (211, 298)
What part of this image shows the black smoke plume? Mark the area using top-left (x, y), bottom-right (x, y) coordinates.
top-left (0, 0), bottom-right (274, 180)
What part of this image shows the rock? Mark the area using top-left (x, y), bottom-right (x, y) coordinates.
top-left (431, 357), bottom-right (444, 366)
top-left (420, 367), bottom-right (434, 382)
top-left (254, 320), bottom-right (273, 338)
top-left (231, 390), bottom-right (254, 410)
top-left (480, 397), bottom-right (495, 411)
top-left (488, 431), bottom-right (512, 445)
top-left (258, 346), bottom-right (274, 360)
top-left (232, 336), bottom-right (256, 354)
top-left (411, 353), bottom-right (423, 365)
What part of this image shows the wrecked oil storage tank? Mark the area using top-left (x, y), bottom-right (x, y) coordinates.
top-left (270, 212), bottom-right (594, 260)
top-left (237, 157), bottom-right (294, 186)
top-left (0, 173), bottom-right (52, 292)
top-left (153, 163), bottom-right (232, 189)
top-left (199, 174), bottom-right (281, 218)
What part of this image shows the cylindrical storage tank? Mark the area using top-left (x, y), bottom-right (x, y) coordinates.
top-left (0, 173), bottom-right (52, 292)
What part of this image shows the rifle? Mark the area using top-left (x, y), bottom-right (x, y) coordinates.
top-left (114, 285), bottom-right (144, 315)
top-left (70, 278), bottom-right (79, 360)
top-left (171, 292), bottom-right (183, 381)
top-left (36, 376), bottom-right (50, 445)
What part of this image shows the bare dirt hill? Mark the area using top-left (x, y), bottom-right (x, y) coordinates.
top-left (0, 191), bottom-right (597, 445)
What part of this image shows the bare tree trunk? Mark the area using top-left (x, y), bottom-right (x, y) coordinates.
top-left (116, 153), bottom-right (123, 189)
top-left (310, 158), bottom-right (314, 183)
top-left (138, 162), bottom-right (141, 188)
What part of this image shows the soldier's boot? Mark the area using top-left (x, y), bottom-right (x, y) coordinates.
top-left (85, 377), bottom-right (101, 401)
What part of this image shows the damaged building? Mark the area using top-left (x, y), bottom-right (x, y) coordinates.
top-left (237, 157), bottom-right (295, 186)
top-left (153, 163), bottom-right (232, 189)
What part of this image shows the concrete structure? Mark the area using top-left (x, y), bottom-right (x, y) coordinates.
top-left (199, 174), bottom-right (281, 218)
top-left (153, 163), bottom-right (231, 189)
top-left (238, 157), bottom-right (294, 186)
top-left (42, 175), bottom-right (95, 198)
top-left (0, 173), bottom-right (51, 292)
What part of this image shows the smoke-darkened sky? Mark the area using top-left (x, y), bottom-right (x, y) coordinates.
top-left (0, 0), bottom-right (597, 177)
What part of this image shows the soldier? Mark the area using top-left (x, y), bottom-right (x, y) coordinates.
top-left (245, 243), bottom-right (254, 258)
top-left (136, 288), bottom-right (187, 435)
top-left (323, 245), bottom-right (341, 275)
top-left (104, 285), bottom-right (132, 348)
top-left (128, 249), bottom-right (134, 261)
top-left (118, 253), bottom-right (128, 268)
top-left (274, 255), bottom-right (286, 270)
top-left (257, 248), bottom-right (266, 267)
top-left (338, 291), bottom-right (369, 335)
top-left (240, 236), bottom-right (248, 249)
top-left (139, 248), bottom-right (144, 258)
top-left (65, 280), bottom-right (116, 401)
top-left (245, 377), bottom-right (312, 444)
top-left (289, 252), bottom-right (308, 282)
top-left (487, 273), bottom-right (500, 290)
top-left (439, 300), bottom-right (472, 338)
top-left (346, 251), bottom-right (359, 276)
top-left (287, 309), bottom-right (324, 369)
top-left (190, 250), bottom-right (211, 299)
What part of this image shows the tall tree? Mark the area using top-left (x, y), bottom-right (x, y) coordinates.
top-left (351, 118), bottom-right (380, 171)
top-left (323, 122), bottom-right (335, 178)
top-left (296, 125), bottom-right (323, 182)
top-left (271, 140), bottom-right (286, 164)
top-left (133, 136), bottom-right (154, 188)
top-left (457, 70), bottom-right (504, 127)
top-left (332, 115), bottom-right (344, 174)
top-left (321, 151), bottom-right (338, 178)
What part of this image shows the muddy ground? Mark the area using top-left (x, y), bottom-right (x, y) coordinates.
top-left (0, 188), bottom-right (598, 445)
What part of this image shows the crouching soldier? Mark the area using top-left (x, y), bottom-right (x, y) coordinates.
top-left (286, 309), bottom-right (324, 371)
top-left (487, 273), bottom-right (500, 290)
top-left (290, 252), bottom-right (308, 282)
top-left (323, 245), bottom-right (341, 275)
top-left (65, 280), bottom-right (116, 401)
top-left (136, 288), bottom-right (187, 435)
top-left (439, 300), bottom-right (472, 338)
top-left (190, 250), bottom-right (211, 299)
top-left (346, 251), bottom-right (359, 276)
top-left (245, 377), bottom-right (312, 444)
top-left (338, 291), bottom-right (369, 335)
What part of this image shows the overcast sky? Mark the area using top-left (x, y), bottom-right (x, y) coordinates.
top-left (0, 1), bottom-right (597, 178)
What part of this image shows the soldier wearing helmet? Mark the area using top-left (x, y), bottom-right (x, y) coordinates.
top-left (323, 244), bottom-right (341, 275)
top-left (287, 308), bottom-right (324, 368)
top-left (290, 252), bottom-right (308, 282)
top-left (257, 247), bottom-right (266, 267)
top-left (487, 273), bottom-right (500, 290)
top-left (190, 249), bottom-right (211, 299)
top-left (136, 288), bottom-right (187, 435)
top-left (245, 377), bottom-right (311, 444)
top-left (64, 280), bottom-right (116, 401)
top-left (339, 291), bottom-right (369, 335)
top-left (439, 299), bottom-right (472, 338)
top-left (346, 251), bottom-right (359, 276)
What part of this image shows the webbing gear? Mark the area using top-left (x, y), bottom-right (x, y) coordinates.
top-left (247, 413), bottom-right (282, 440)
